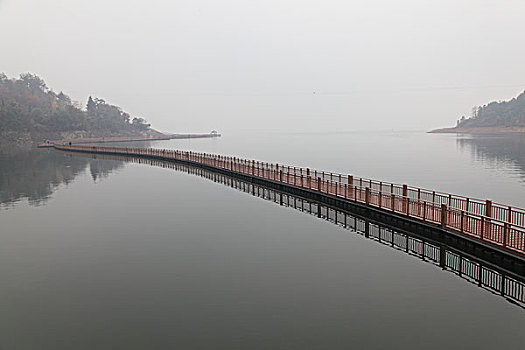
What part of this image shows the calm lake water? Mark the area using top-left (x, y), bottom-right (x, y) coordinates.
top-left (1, 131), bottom-right (525, 349)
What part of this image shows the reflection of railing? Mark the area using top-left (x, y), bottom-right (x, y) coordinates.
top-left (56, 150), bottom-right (525, 309)
top-left (53, 144), bottom-right (525, 258)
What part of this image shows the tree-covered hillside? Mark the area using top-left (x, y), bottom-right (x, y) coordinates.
top-left (457, 91), bottom-right (525, 128)
top-left (0, 73), bottom-right (151, 135)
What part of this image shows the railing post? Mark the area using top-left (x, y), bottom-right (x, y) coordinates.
top-left (307, 169), bottom-right (311, 188)
top-left (280, 170), bottom-right (283, 183)
top-left (345, 184), bottom-right (348, 199)
top-left (441, 204), bottom-right (447, 228)
top-left (317, 177), bottom-right (322, 192)
top-left (460, 211), bottom-right (464, 233)
top-left (506, 207), bottom-right (512, 246)
top-left (379, 191), bottom-right (382, 208)
top-left (447, 194), bottom-right (452, 225)
top-left (417, 188), bottom-right (421, 216)
top-left (480, 216), bottom-right (485, 240)
top-left (503, 223), bottom-right (508, 248)
top-left (391, 194), bottom-right (395, 212)
top-left (365, 187), bottom-right (370, 206)
top-left (485, 200), bottom-right (492, 217)
top-left (422, 201), bottom-right (426, 221)
top-left (485, 200), bottom-right (492, 238)
top-left (402, 184), bottom-right (408, 213)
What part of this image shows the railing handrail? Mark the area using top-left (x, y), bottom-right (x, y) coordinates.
top-left (55, 144), bottom-right (525, 214)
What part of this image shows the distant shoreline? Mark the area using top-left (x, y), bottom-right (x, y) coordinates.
top-left (37, 132), bottom-right (221, 147)
top-left (428, 126), bottom-right (525, 134)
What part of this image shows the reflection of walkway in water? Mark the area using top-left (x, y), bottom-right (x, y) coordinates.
top-left (58, 151), bottom-right (525, 309)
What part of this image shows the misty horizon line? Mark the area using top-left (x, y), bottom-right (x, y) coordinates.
top-left (3, 71), bottom-right (524, 132)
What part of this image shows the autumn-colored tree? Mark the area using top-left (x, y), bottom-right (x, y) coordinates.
top-left (0, 73), bottom-right (151, 135)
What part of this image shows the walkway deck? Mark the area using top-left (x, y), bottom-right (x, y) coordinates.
top-left (52, 144), bottom-right (525, 261)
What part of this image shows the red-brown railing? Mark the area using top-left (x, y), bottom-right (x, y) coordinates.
top-left (54, 144), bottom-right (525, 257)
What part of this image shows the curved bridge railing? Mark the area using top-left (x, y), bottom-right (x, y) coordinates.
top-left (53, 144), bottom-right (525, 258)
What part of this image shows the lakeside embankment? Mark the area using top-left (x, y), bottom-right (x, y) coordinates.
top-left (36, 132), bottom-right (221, 147)
top-left (1, 129), bottom-right (164, 150)
top-left (0, 131), bottom-right (34, 150)
top-left (2, 128), bottom-right (221, 149)
top-left (429, 126), bottom-right (525, 134)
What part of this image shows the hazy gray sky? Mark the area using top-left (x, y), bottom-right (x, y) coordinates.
top-left (1, 0), bottom-right (524, 133)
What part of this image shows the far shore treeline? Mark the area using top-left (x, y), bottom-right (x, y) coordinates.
top-left (0, 73), bottom-right (154, 144)
top-left (428, 90), bottom-right (525, 133)
top-left (456, 91), bottom-right (525, 129)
